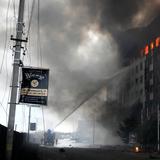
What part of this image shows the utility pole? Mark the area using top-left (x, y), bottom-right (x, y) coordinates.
top-left (6, 0), bottom-right (26, 160)
top-left (28, 106), bottom-right (32, 143)
top-left (92, 115), bottom-right (95, 145)
top-left (158, 104), bottom-right (160, 152)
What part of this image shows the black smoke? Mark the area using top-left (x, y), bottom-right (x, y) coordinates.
top-left (69, 0), bottom-right (160, 63)
top-left (1, 0), bottom-right (160, 141)
top-left (70, 0), bottom-right (152, 32)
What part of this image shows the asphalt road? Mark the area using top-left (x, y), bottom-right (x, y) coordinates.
top-left (37, 147), bottom-right (159, 160)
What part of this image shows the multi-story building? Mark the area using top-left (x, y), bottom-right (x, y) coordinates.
top-left (126, 57), bottom-right (145, 107)
top-left (106, 36), bottom-right (160, 124)
top-left (142, 37), bottom-right (160, 121)
top-left (106, 57), bottom-right (145, 109)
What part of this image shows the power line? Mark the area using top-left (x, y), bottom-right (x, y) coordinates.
top-left (24, 0), bottom-right (32, 65)
top-left (0, 0), bottom-right (11, 73)
top-left (12, 0), bottom-right (16, 19)
top-left (0, 102), bottom-right (7, 114)
top-left (0, 0), bottom-right (15, 109)
top-left (26, 0), bottom-right (35, 37)
top-left (24, 0), bottom-right (35, 65)
top-left (37, 0), bottom-right (42, 67)
top-left (0, 0), bottom-right (14, 109)
top-left (0, 102), bottom-right (8, 126)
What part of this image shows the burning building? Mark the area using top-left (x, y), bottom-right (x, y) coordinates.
top-left (141, 37), bottom-right (160, 121)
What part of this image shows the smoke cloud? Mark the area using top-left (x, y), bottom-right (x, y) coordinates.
top-left (70, 0), bottom-right (159, 31)
top-left (25, 0), bottom-right (160, 144)
top-left (30, 0), bottom-right (120, 114)
top-left (1, 0), bottom-right (160, 143)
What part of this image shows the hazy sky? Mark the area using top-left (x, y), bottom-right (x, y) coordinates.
top-left (0, 0), bottom-right (159, 143)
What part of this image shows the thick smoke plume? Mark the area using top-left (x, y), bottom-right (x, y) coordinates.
top-left (27, 0), bottom-right (160, 144)
top-left (70, 0), bottom-right (159, 32)
top-left (1, 0), bottom-right (160, 143)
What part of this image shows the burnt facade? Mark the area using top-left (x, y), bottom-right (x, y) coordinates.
top-left (143, 37), bottom-right (160, 121)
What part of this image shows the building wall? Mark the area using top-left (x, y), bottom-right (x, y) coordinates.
top-left (144, 39), bottom-right (160, 120)
top-left (106, 37), bottom-right (160, 124)
top-left (127, 58), bottom-right (145, 107)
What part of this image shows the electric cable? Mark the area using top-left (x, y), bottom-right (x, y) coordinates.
top-left (37, 0), bottom-right (42, 67)
top-left (24, 0), bottom-right (34, 65)
top-left (12, 0), bottom-right (16, 19)
top-left (0, 102), bottom-right (8, 115)
top-left (0, 0), bottom-right (13, 112)
top-left (0, 0), bottom-right (11, 73)
top-left (26, 0), bottom-right (35, 37)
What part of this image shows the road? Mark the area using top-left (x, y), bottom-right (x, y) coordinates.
top-left (37, 147), bottom-right (159, 160)
top-left (15, 139), bottom-right (160, 160)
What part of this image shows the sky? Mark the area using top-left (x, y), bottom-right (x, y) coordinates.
top-left (0, 0), bottom-right (160, 144)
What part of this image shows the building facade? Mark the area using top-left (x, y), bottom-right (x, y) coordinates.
top-left (142, 37), bottom-right (160, 121)
top-left (106, 37), bottom-right (160, 124)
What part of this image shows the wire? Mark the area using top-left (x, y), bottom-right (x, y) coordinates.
top-left (1, 13), bottom-right (15, 105)
top-left (26, 0), bottom-right (35, 37)
top-left (0, 102), bottom-right (8, 126)
top-left (0, 0), bottom-right (11, 73)
top-left (37, 0), bottom-right (42, 67)
top-left (0, 102), bottom-right (8, 115)
top-left (0, 0), bottom-right (13, 109)
top-left (24, 0), bottom-right (35, 65)
top-left (23, 0), bottom-right (31, 65)
top-left (12, 0), bottom-right (16, 19)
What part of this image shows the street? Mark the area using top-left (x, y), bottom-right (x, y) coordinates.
top-left (38, 147), bottom-right (159, 160)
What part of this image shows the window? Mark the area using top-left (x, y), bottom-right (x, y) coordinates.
top-left (140, 62), bottom-right (143, 70)
top-left (149, 57), bottom-right (153, 65)
top-left (140, 75), bottom-right (143, 83)
top-left (135, 78), bottom-right (138, 84)
top-left (136, 65), bottom-right (138, 73)
top-left (149, 92), bottom-right (153, 100)
top-left (140, 89), bottom-right (143, 95)
top-left (149, 64), bottom-right (153, 71)
top-left (150, 78), bottom-right (153, 85)
top-left (150, 71), bottom-right (153, 79)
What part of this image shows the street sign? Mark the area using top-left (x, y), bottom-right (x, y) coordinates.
top-left (30, 123), bottom-right (36, 131)
top-left (19, 67), bottom-right (49, 105)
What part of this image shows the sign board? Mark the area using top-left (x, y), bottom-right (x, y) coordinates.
top-left (19, 67), bottom-right (49, 105)
top-left (30, 123), bottom-right (36, 131)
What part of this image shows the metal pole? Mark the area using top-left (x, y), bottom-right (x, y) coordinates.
top-left (158, 104), bottom-right (160, 152)
top-left (6, 0), bottom-right (25, 159)
top-left (93, 116), bottom-right (95, 145)
top-left (28, 106), bottom-right (31, 143)
top-left (42, 106), bottom-right (46, 145)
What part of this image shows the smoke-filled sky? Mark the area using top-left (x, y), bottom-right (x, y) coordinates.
top-left (0, 0), bottom-right (160, 143)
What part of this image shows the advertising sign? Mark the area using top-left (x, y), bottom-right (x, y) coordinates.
top-left (30, 123), bottom-right (36, 131)
top-left (19, 67), bottom-right (49, 105)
